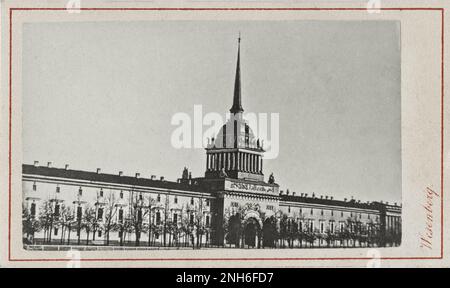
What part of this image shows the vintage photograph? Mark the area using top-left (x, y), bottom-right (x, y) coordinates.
top-left (21, 20), bottom-right (402, 251)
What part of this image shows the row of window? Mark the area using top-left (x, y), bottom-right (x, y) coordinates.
top-left (295, 220), bottom-right (374, 234)
top-left (41, 204), bottom-right (210, 227)
top-left (286, 207), bottom-right (377, 221)
top-left (31, 183), bottom-right (211, 206)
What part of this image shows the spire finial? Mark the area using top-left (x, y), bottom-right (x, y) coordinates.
top-left (230, 33), bottom-right (244, 114)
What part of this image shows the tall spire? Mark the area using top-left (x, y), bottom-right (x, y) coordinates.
top-left (230, 33), bottom-right (244, 114)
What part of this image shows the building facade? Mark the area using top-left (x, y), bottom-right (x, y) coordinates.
top-left (22, 39), bottom-right (402, 249)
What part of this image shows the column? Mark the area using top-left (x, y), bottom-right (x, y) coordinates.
top-left (247, 154), bottom-right (250, 172)
top-left (206, 154), bottom-right (209, 170)
top-left (239, 153), bottom-right (243, 170)
top-left (237, 153), bottom-right (240, 170)
top-left (252, 154), bottom-right (255, 172)
top-left (230, 152), bottom-right (234, 170)
top-left (260, 157), bottom-right (263, 173)
top-left (245, 154), bottom-right (248, 171)
top-left (215, 153), bottom-right (219, 171)
top-left (252, 155), bottom-right (255, 172)
top-left (226, 153), bottom-right (229, 170)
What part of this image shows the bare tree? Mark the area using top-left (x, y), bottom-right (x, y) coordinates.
top-left (38, 200), bottom-right (53, 244)
top-left (146, 195), bottom-right (157, 246)
top-left (129, 192), bottom-right (149, 246)
top-left (22, 204), bottom-right (40, 245)
top-left (103, 191), bottom-right (118, 246)
top-left (82, 206), bottom-right (96, 245)
top-left (57, 205), bottom-right (73, 245)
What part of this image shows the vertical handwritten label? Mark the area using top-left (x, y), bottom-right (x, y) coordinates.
top-left (420, 187), bottom-right (439, 250)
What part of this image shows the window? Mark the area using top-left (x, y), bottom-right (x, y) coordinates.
top-left (97, 208), bottom-right (104, 220)
top-left (174, 196), bottom-right (178, 204)
top-left (156, 212), bottom-right (161, 225)
top-left (299, 221), bottom-right (303, 232)
top-left (288, 206), bottom-right (291, 213)
top-left (119, 231), bottom-right (123, 238)
top-left (359, 213), bottom-right (362, 219)
top-left (339, 222), bottom-right (345, 232)
top-left (330, 221), bottom-right (335, 234)
top-left (299, 208), bottom-right (302, 214)
top-left (173, 213), bottom-right (178, 223)
top-left (341, 211), bottom-right (344, 217)
top-left (54, 204), bottom-right (60, 217)
top-left (99, 189), bottom-right (104, 197)
top-left (266, 205), bottom-right (274, 211)
top-left (350, 212), bottom-right (353, 217)
top-left (206, 199), bottom-right (210, 207)
top-left (54, 228), bottom-right (58, 236)
top-left (120, 191), bottom-right (124, 199)
top-left (118, 209), bottom-right (123, 223)
top-left (139, 193), bottom-right (143, 201)
top-left (78, 187), bottom-right (83, 196)
top-left (138, 209), bottom-right (143, 222)
top-left (205, 215), bottom-right (210, 226)
top-left (77, 206), bottom-right (82, 220)
top-left (321, 210), bottom-right (324, 216)
top-left (310, 209), bottom-right (313, 215)
top-left (157, 194), bottom-right (161, 202)
top-left (231, 202), bottom-right (239, 208)
top-left (30, 203), bottom-right (36, 217)
top-left (32, 182), bottom-right (36, 191)
top-left (191, 198), bottom-right (194, 205)
top-left (320, 221), bottom-right (325, 233)
top-left (309, 220), bottom-right (314, 232)
top-left (56, 186), bottom-right (60, 193)
top-left (190, 214), bottom-right (194, 225)
top-left (331, 210), bottom-right (334, 216)
top-left (98, 230), bottom-right (102, 237)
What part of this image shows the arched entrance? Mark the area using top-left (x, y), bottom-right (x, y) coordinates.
top-left (263, 216), bottom-right (277, 248)
top-left (244, 218), bottom-right (260, 248)
top-left (227, 213), bottom-right (242, 247)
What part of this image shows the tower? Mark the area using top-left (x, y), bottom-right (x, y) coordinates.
top-left (205, 35), bottom-right (265, 182)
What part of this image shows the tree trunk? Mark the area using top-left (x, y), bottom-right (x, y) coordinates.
top-left (135, 229), bottom-right (140, 247)
top-left (106, 228), bottom-right (110, 246)
top-left (77, 221), bottom-right (81, 245)
top-left (67, 224), bottom-right (71, 245)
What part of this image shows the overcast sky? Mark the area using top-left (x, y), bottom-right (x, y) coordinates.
top-left (22, 20), bottom-right (401, 204)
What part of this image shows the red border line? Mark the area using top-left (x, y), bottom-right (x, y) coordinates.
top-left (441, 8), bottom-right (445, 260)
top-left (8, 7), bottom-right (13, 263)
top-left (7, 7), bottom-right (445, 263)
top-left (9, 7), bottom-right (445, 11)
top-left (6, 256), bottom-right (445, 262)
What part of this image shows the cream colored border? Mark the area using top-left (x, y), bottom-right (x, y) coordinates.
top-left (1, 0), bottom-right (449, 267)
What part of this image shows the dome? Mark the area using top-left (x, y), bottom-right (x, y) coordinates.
top-left (208, 117), bottom-right (262, 150)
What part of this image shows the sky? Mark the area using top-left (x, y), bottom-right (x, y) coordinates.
top-left (22, 20), bottom-right (401, 204)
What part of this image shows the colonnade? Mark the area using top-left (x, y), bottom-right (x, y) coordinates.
top-left (206, 152), bottom-right (262, 174)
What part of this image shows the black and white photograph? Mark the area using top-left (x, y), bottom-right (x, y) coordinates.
top-left (1, 0), bottom-right (447, 269)
top-left (21, 20), bottom-right (402, 251)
